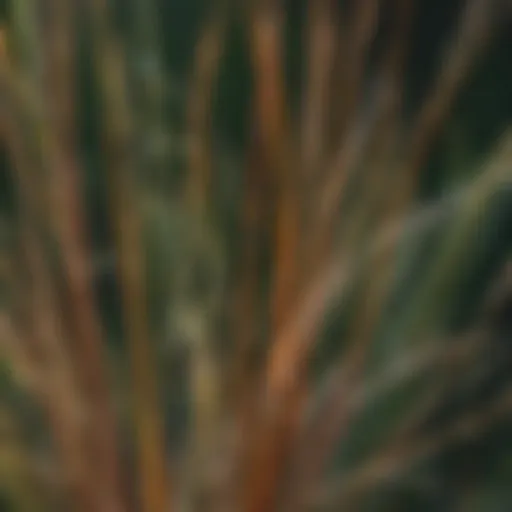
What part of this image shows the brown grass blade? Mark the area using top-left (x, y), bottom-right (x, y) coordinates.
top-left (87, 2), bottom-right (171, 510)
top-left (248, 0), bottom-right (299, 331)
top-left (243, 2), bottom-right (307, 509)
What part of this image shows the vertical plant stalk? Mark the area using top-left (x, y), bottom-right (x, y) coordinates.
top-left (186, 4), bottom-right (229, 214)
top-left (230, 127), bottom-right (269, 511)
top-left (243, 2), bottom-right (306, 510)
top-left (244, 244), bottom-right (352, 512)
top-left (248, 1), bottom-right (299, 332)
top-left (87, 2), bottom-right (171, 511)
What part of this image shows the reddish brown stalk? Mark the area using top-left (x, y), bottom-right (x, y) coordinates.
top-left (243, 2), bottom-right (306, 510)
top-left (248, 1), bottom-right (300, 332)
top-left (106, 164), bottom-right (170, 512)
top-left (282, 281), bottom-right (391, 510)
top-left (244, 246), bottom-right (352, 512)
top-left (186, 4), bottom-right (229, 213)
top-left (230, 122), bottom-right (277, 512)
top-left (87, 2), bottom-right (171, 511)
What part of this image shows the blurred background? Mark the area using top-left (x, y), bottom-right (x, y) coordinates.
top-left (0, 0), bottom-right (511, 511)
